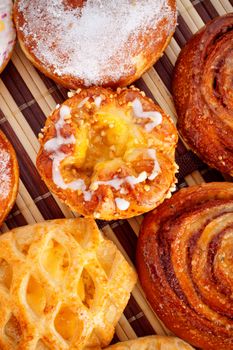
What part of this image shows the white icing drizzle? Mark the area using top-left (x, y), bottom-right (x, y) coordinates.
top-left (94, 96), bottom-right (102, 108)
top-left (17, 0), bottom-right (175, 86)
top-left (115, 198), bottom-right (130, 211)
top-left (43, 104), bottom-right (161, 207)
top-left (78, 97), bottom-right (89, 108)
top-left (147, 149), bottom-right (161, 180)
top-left (0, 0), bottom-right (16, 69)
top-left (132, 98), bottom-right (162, 132)
top-left (44, 105), bottom-right (75, 153)
top-left (44, 105), bottom-right (88, 192)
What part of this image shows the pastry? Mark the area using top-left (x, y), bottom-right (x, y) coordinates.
top-left (14, 0), bottom-right (176, 89)
top-left (137, 182), bottom-right (233, 350)
top-left (172, 14), bottom-right (233, 175)
top-left (0, 130), bottom-right (19, 226)
top-left (0, 0), bottom-right (16, 73)
top-left (0, 218), bottom-right (137, 350)
top-left (106, 336), bottom-right (194, 350)
top-left (36, 87), bottom-right (178, 220)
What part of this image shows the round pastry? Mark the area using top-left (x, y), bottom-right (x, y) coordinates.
top-left (14, 0), bottom-right (176, 89)
top-left (106, 336), bottom-right (194, 350)
top-left (173, 14), bottom-right (233, 176)
top-left (0, 0), bottom-right (16, 73)
top-left (0, 218), bottom-right (137, 350)
top-left (137, 182), bottom-right (233, 350)
top-left (36, 87), bottom-right (178, 220)
top-left (0, 130), bottom-right (19, 226)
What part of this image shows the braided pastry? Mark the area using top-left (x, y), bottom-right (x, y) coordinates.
top-left (137, 182), bottom-right (233, 350)
top-left (0, 0), bottom-right (16, 73)
top-left (0, 130), bottom-right (19, 226)
top-left (106, 336), bottom-right (194, 350)
top-left (173, 14), bottom-right (233, 175)
top-left (14, 0), bottom-right (176, 89)
top-left (36, 87), bottom-right (178, 220)
top-left (0, 218), bottom-right (136, 349)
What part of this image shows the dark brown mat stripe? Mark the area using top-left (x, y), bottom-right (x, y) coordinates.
top-left (124, 296), bottom-right (156, 337)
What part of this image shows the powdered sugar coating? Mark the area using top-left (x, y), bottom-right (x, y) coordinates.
top-left (0, 148), bottom-right (11, 199)
top-left (17, 0), bottom-right (175, 86)
top-left (0, 0), bottom-right (16, 70)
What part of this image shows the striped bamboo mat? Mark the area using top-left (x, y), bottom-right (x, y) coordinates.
top-left (1, 0), bottom-right (233, 346)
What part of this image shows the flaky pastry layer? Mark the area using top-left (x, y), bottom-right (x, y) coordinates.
top-left (0, 218), bottom-right (136, 349)
top-left (106, 336), bottom-right (194, 350)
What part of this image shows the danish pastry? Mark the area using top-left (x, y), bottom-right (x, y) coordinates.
top-left (173, 14), bottom-right (233, 175)
top-left (137, 182), bottom-right (233, 350)
top-left (0, 130), bottom-right (19, 226)
top-left (0, 0), bottom-right (16, 73)
top-left (0, 218), bottom-right (137, 350)
top-left (36, 87), bottom-right (178, 220)
top-left (106, 336), bottom-right (194, 350)
top-left (14, 0), bottom-right (176, 89)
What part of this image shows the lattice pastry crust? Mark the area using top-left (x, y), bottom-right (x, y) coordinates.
top-left (0, 218), bottom-right (137, 349)
top-left (106, 336), bottom-right (194, 350)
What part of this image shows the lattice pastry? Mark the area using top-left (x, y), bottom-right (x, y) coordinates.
top-left (36, 86), bottom-right (178, 220)
top-left (106, 336), bottom-right (194, 350)
top-left (0, 218), bottom-right (137, 349)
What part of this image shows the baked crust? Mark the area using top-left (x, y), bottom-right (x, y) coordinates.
top-left (172, 14), bottom-right (233, 175)
top-left (0, 130), bottom-right (19, 226)
top-left (0, 218), bottom-right (136, 349)
top-left (36, 86), bottom-right (178, 220)
top-left (137, 182), bottom-right (233, 350)
top-left (106, 336), bottom-right (194, 350)
top-left (14, 0), bottom-right (176, 89)
top-left (0, 0), bottom-right (16, 74)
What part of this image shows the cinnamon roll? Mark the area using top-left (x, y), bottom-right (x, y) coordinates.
top-left (14, 0), bottom-right (176, 89)
top-left (137, 182), bottom-right (233, 350)
top-left (173, 14), bottom-right (233, 175)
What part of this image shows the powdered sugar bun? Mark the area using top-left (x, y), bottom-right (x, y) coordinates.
top-left (0, 130), bottom-right (19, 226)
top-left (14, 0), bottom-right (176, 89)
top-left (0, 0), bottom-right (16, 73)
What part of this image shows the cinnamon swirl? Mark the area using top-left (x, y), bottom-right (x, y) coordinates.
top-left (173, 14), bottom-right (233, 176)
top-left (137, 182), bottom-right (233, 350)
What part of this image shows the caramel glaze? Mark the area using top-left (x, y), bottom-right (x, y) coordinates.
top-left (172, 14), bottom-right (233, 175)
top-left (137, 182), bottom-right (233, 350)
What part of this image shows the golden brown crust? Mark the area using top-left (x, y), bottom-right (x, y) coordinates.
top-left (106, 336), bottom-right (194, 350)
top-left (0, 130), bottom-right (19, 226)
top-left (172, 14), bottom-right (233, 175)
top-left (0, 218), bottom-right (137, 350)
top-left (36, 86), bottom-right (178, 220)
top-left (14, 0), bottom-right (176, 89)
top-left (137, 182), bottom-right (233, 350)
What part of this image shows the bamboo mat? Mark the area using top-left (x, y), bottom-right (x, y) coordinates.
top-left (1, 0), bottom-right (233, 346)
